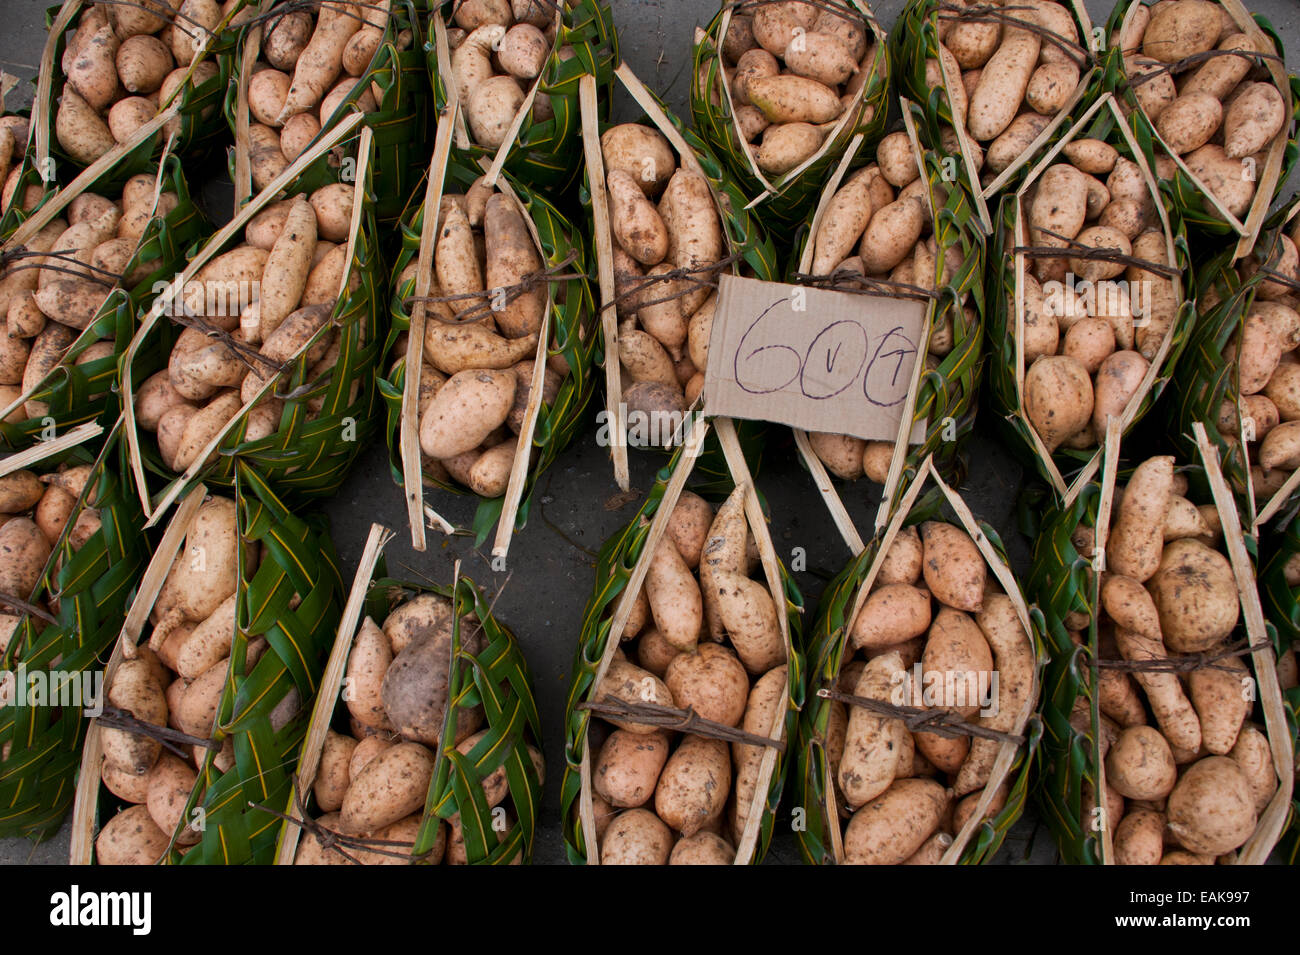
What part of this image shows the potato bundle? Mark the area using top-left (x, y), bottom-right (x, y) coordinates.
top-left (990, 95), bottom-right (1192, 501)
top-left (383, 135), bottom-right (595, 554)
top-left (72, 482), bottom-right (344, 864)
top-left (581, 66), bottom-right (776, 490)
top-left (1171, 199), bottom-right (1300, 531)
top-left (125, 123), bottom-right (380, 520)
top-left (793, 114), bottom-right (983, 513)
top-left (281, 525), bottom-right (544, 864)
top-left (48, 0), bottom-right (241, 167)
top-left (0, 427), bottom-right (149, 841)
top-left (601, 121), bottom-right (727, 432)
top-left (1108, 0), bottom-right (1295, 251)
top-left (434, 0), bottom-right (616, 190)
top-left (894, 0), bottom-right (1092, 214)
top-left (231, 0), bottom-right (426, 214)
top-left (0, 156), bottom-right (205, 446)
top-left (795, 461), bottom-right (1041, 865)
top-left (562, 419), bottom-right (802, 865)
top-left (692, 0), bottom-right (889, 228)
top-left (1028, 437), bottom-right (1293, 864)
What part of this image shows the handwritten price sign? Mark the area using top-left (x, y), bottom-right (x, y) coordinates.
top-left (703, 275), bottom-right (927, 441)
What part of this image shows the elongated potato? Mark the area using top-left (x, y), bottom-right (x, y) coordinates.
top-left (843, 777), bottom-right (948, 865)
top-left (838, 652), bottom-right (909, 809)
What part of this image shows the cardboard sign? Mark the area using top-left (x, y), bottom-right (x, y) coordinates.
top-left (703, 274), bottom-right (928, 442)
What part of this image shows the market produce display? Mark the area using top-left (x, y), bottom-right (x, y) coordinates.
top-left (989, 94), bottom-right (1193, 502)
top-left (0, 154), bottom-right (207, 446)
top-left (123, 119), bottom-right (381, 523)
top-left (562, 417), bottom-right (803, 864)
top-left (795, 458), bottom-right (1044, 864)
top-left (1107, 0), bottom-right (1297, 255)
top-left (1171, 195), bottom-right (1300, 531)
top-left (0, 0), bottom-right (1295, 870)
top-left (790, 102), bottom-right (985, 546)
top-left (278, 523), bottom-right (544, 864)
top-left (1030, 426), bottom-right (1293, 864)
top-left (0, 424), bottom-right (148, 842)
top-left (381, 110), bottom-right (596, 555)
top-left (893, 0), bottom-right (1095, 223)
top-left (42, 0), bottom-right (242, 170)
top-left (581, 63), bottom-right (776, 491)
top-left (692, 0), bottom-right (889, 229)
top-left (71, 478), bottom-right (343, 864)
top-left (228, 0), bottom-right (430, 219)
top-left (430, 0), bottom-right (617, 191)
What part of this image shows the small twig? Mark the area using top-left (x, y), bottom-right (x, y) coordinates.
top-left (818, 687), bottom-right (1025, 744)
top-left (1096, 638), bottom-right (1269, 675)
top-left (1013, 226), bottom-right (1180, 278)
top-left (793, 267), bottom-right (940, 302)
top-left (605, 253), bottom-right (741, 315)
top-left (579, 697), bottom-right (786, 750)
top-left (249, 781), bottom-right (437, 863)
top-left (0, 591), bottom-right (56, 624)
top-left (167, 308), bottom-right (288, 381)
top-left (1128, 47), bottom-right (1283, 89)
top-left (935, 1), bottom-right (1091, 71)
top-left (97, 703), bottom-right (222, 760)
top-left (404, 250), bottom-right (582, 325)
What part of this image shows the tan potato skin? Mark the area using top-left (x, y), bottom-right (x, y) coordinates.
top-left (920, 521), bottom-right (985, 613)
top-left (645, 537), bottom-right (703, 653)
top-left (713, 570), bottom-right (784, 674)
top-left (664, 491), bottom-right (713, 570)
top-left (601, 124), bottom-right (676, 198)
top-left (339, 742), bottom-right (436, 835)
top-left (953, 594), bottom-right (1034, 795)
top-left (314, 730), bottom-right (357, 813)
top-left (1106, 455), bottom-right (1174, 582)
top-left (746, 74), bottom-right (842, 125)
top-left (1188, 657), bottom-right (1250, 755)
top-left (592, 657), bottom-right (675, 734)
top-left (1142, 0), bottom-right (1222, 64)
top-left (95, 804), bottom-right (170, 865)
top-left (849, 583), bottom-right (931, 650)
top-left (664, 643), bottom-right (749, 728)
top-left (102, 658), bottom-right (168, 776)
top-left (843, 777), bottom-right (948, 865)
top-left (669, 830), bottom-right (734, 864)
top-left (1106, 725), bottom-right (1177, 800)
top-left (1146, 538), bottom-right (1238, 653)
top-left (876, 526), bottom-right (923, 585)
top-left (345, 616), bottom-right (394, 730)
top-left (419, 369), bottom-right (516, 459)
top-left (608, 169), bottom-right (669, 267)
top-left (484, 194), bottom-right (545, 338)
top-left (812, 172), bottom-right (876, 276)
top-left (967, 31), bottom-right (1041, 141)
top-left (594, 729), bottom-right (670, 808)
top-left (1228, 724), bottom-right (1277, 814)
top-left (1114, 807), bottom-right (1165, 865)
top-left (1165, 756), bottom-right (1257, 856)
top-left (838, 652), bottom-right (910, 809)
top-left (699, 485), bottom-right (748, 642)
top-left (600, 808), bottom-right (674, 864)
top-left (729, 664), bottom-right (786, 843)
top-left (654, 735), bottom-right (731, 836)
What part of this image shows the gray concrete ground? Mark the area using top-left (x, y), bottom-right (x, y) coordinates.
top-left (1, 0), bottom-right (1296, 865)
